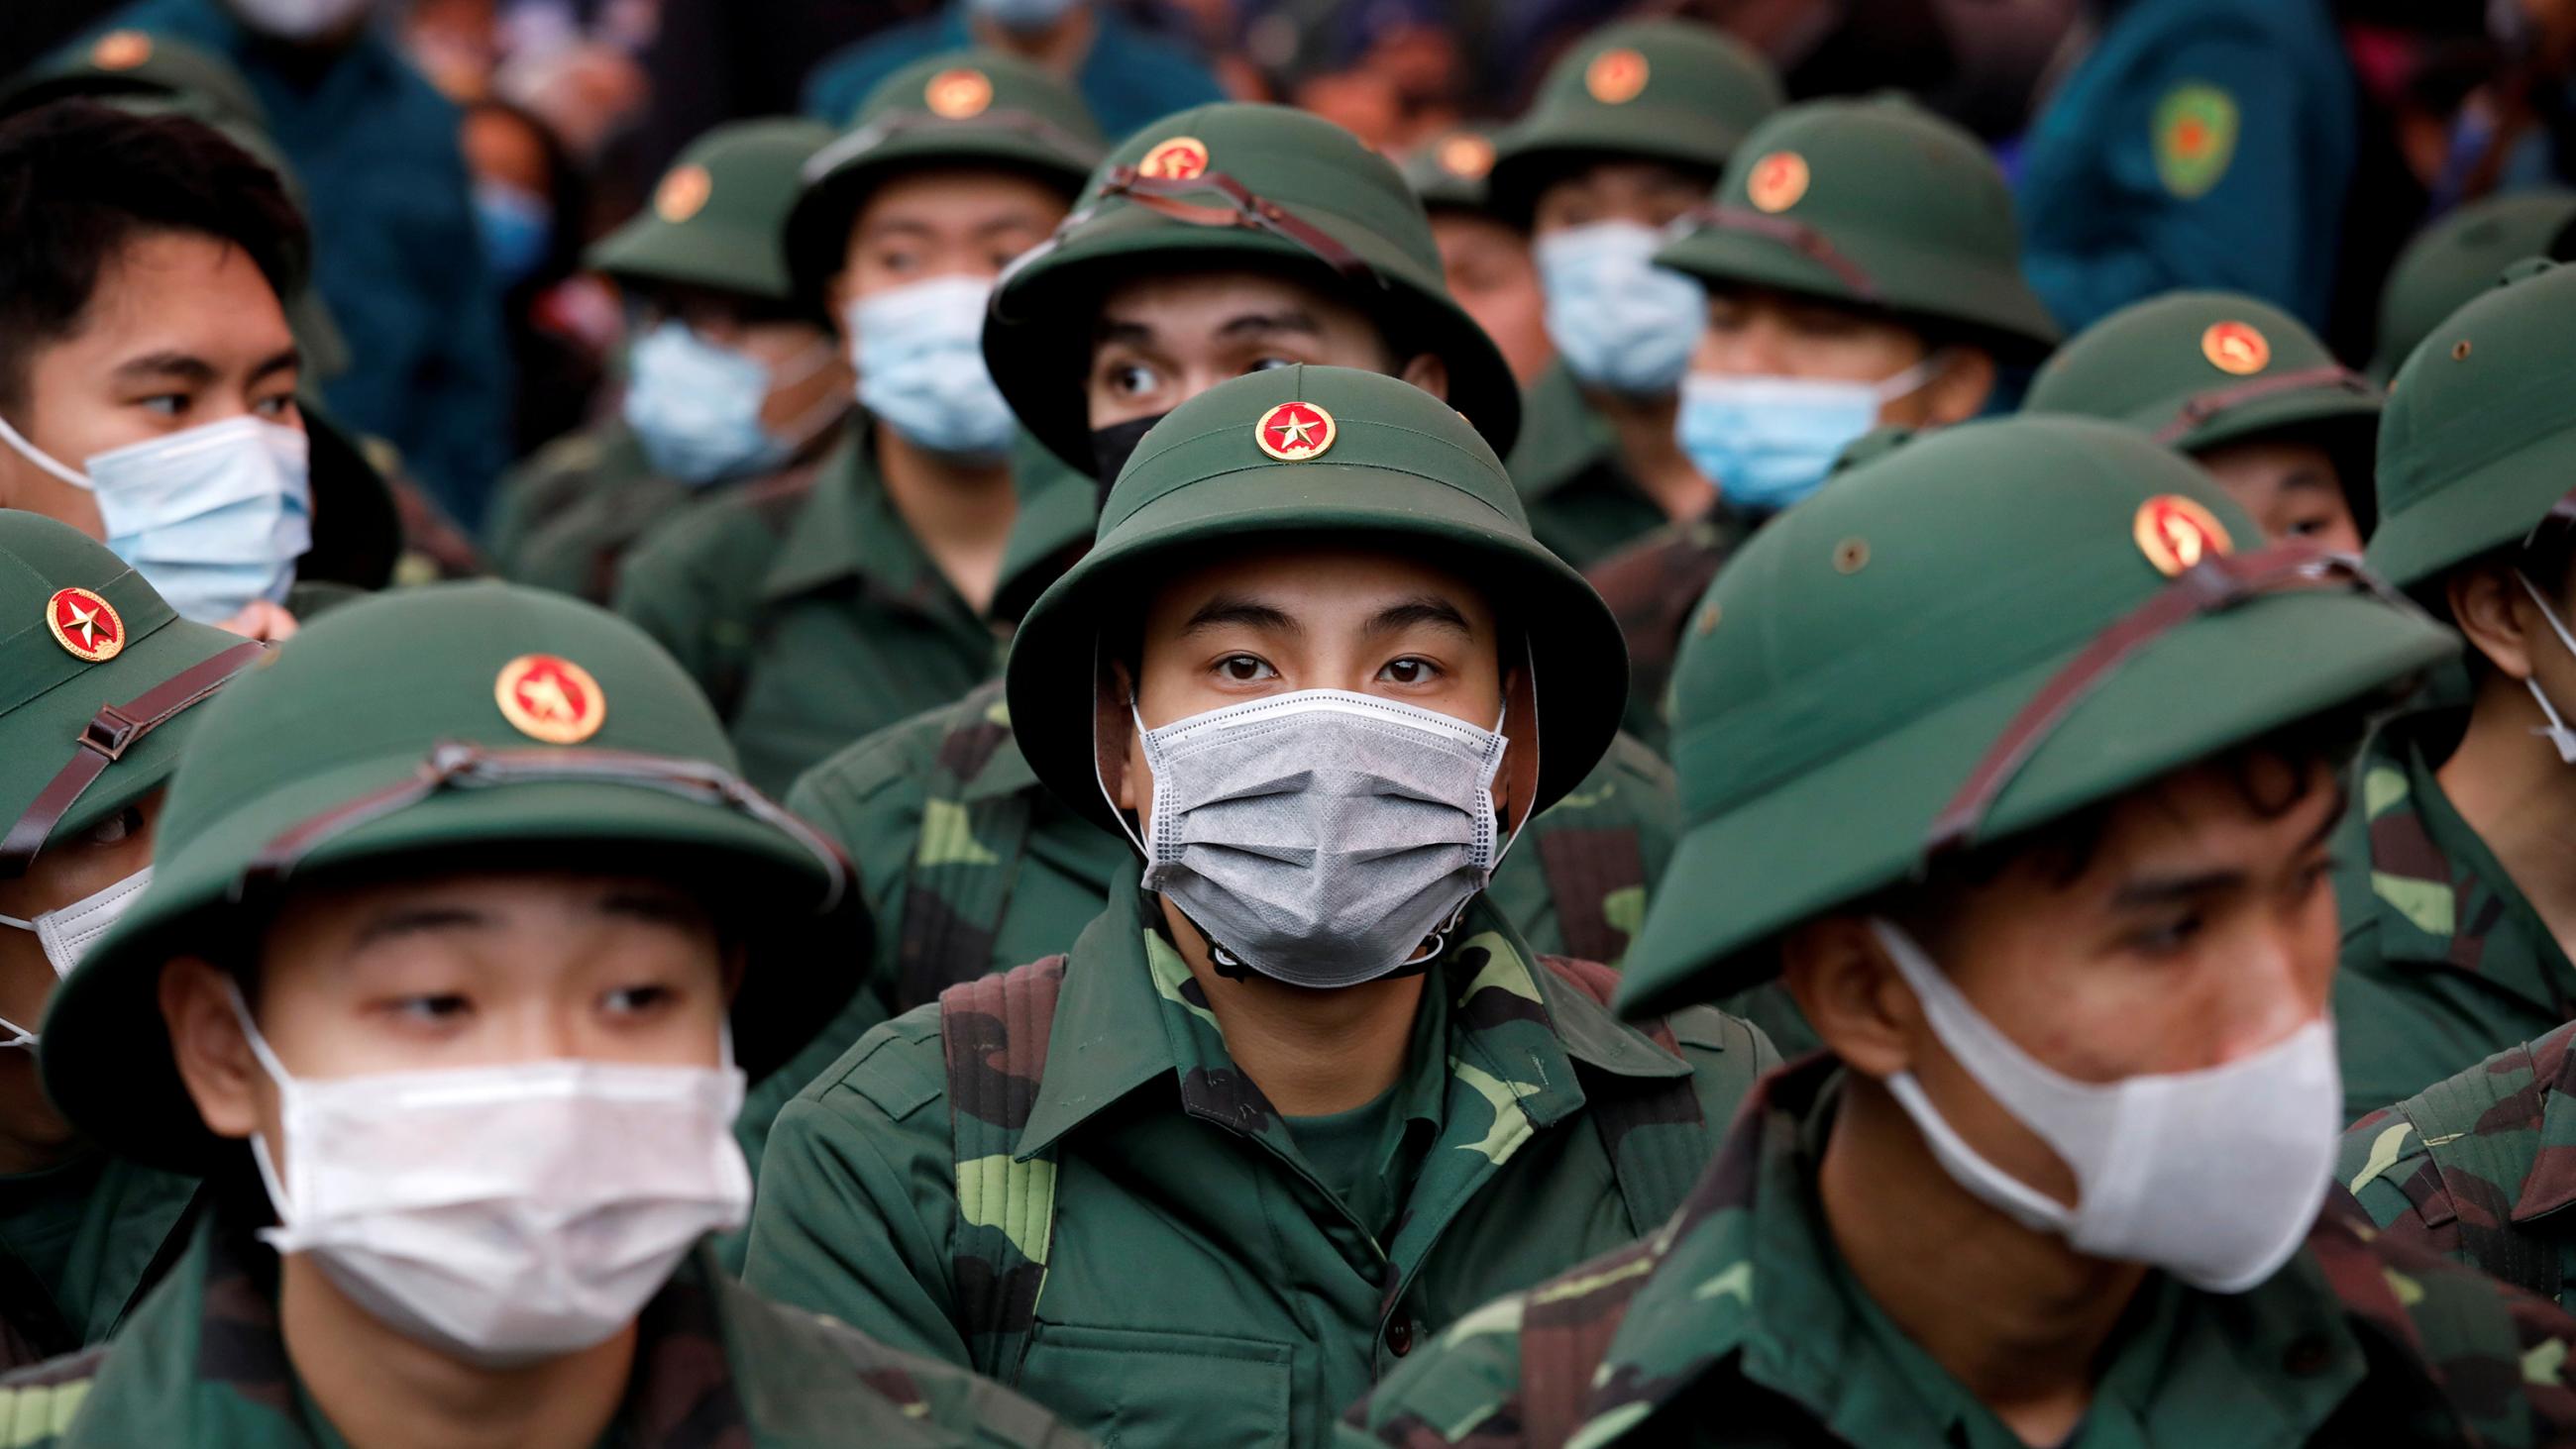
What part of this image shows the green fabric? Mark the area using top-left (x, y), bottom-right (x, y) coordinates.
top-left (0, 1157), bottom-right (104, 1328)
top-left (1348, 1055), bottom-right (2576, 1448)
top-left (0, 1213), bottom-right (1094, 1447)
top-left (1506, 363), bottom-right (1668, 570)
top-left (2330, 709), bottom-right (2575, 1123)
top-left (2023, 289), bottom-right (2379, 457)
top-left (0, 1153), bottom-right (196, 1367)
top-left (1583, 506), bottom-right (1755, 753)
top-left (487, 421), bottom-right (685, 604)
top-left (1283, 1083), bottom-right (1412, 1245)
top-left (587, 119), bottom-right (838, 303)
top-left (742, 882), bottom-right (1776, 1449)
top-left (1, 28), bottom-right (267, 131)
top-left (2370, 189), bottom-right (2576, 381)
top-left (1485, 20), bottom-right (1781, 225)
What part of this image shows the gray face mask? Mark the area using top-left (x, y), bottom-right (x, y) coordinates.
top-left (1115, 690), bottom-right (1513, 989)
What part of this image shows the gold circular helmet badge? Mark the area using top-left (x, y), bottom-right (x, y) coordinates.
top-left (1747, 152), bottom-right (1810, 214)
top-left (1137, 136), bottom-right (1210, 181)
top-left (1585, 49), bottom-right (1649, 105)
top-left (2200, 321), bottom-right (2270, 375)
top-left (1253, 401), bottom-right (1337, 462)
top-left (493, 654), bottom-right (606, 744)
top-left (1437, 133), bottom-right (1496, 180)
top-left (92, 31), bottom-right (154, 70)
top-left (654, 164), bottom-right (712, 224)
top-left (2132, 494), bottom-right (2234, 577)
top-left (46, 586), bottom-right (123, 663)
top-left (924, 67), bottom-right (993, 119)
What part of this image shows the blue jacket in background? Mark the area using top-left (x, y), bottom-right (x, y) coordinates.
top-left (800, 3), bottom-right (1223, 140)
top-left (99, 0), bottom-right (513, 529)
top-left (2016, 0), bottom-right (2357, 335)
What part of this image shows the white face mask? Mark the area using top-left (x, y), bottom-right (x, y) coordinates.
top-left (2517, 572), bottom-right (2576, 763)
top-left (0, 865), bottom-right (153, 1050)
top-left (1872, 919), bottom-right (2339, 1293)
top-left (849, 274), bottom-right (1017, 461)
top-left (0, 413), bottom-right (312, 624)
top-left (228, 984), bottom-right (752, 1368)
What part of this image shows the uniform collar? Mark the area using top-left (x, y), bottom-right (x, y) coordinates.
top-left (1503, 363), bottom-right (1622, 504)
top-left (756, 417), bottom-right (975, 629)
top-left (2511, 1024), bottom-right (2576, 1221)
top-left (988, 444), bottom-right (1099, 626)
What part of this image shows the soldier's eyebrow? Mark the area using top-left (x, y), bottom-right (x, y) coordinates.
top-left (2279, 464), bottom-right (2340, 495)
top-left (2107, 789), bottom-right (2344, 909)
top-left (596, 885), bottom-right (711, 930)
top-left (351, 904), bottom-right (489, 948)
top-left (1181, 593), bottom-right (1300, 637)
top-left (247, 346), bottom-right (301, 386)
top-left (1216, 310), bottom-right (1320, 342)
top-left (110, 351), bottom-right (216, 385)
top-left (1363, 596), bottom-right (1474, 640)
top-left (1096, 316), bottom-right (1157, 347)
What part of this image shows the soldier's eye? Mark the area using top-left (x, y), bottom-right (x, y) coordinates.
top-left (603, 983), bottom-right (674, 1015)
top-left (1108, 362), bottom-right (1158, 396)
top-left (83, 804), bottom-right (146, 846)
top-left (1216, 654), bottom-right (1274, 682)
top-left (1245, 356), bottom-right (1296, 373)
top-left (1378, 657), bottom-right (1440, 685)
top-left (389, 994), bottom-right (471, 1023)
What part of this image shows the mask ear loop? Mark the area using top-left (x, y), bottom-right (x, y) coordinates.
top-left (221, 977), bottom-right (306, 1232)
top-left (1091, 638), bottom-right (1150, 858)
top-left (0, 412), bottom-right (93, 491)
top-left (2517, 572), bottom-right (2576, 763)
top-left (1486, 636), bottom-right (1542, 873)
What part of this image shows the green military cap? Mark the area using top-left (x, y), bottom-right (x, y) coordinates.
top-left (47, 581), bottom-right (856, 1172)
top-left (0, 514), bottom-right (260, 878)
top-left (1616, 417), bottom-right (2452, 1019)
top-left (1654, 95), bottom-right (2060, 362)
top-left (1402, 125), bottom-right (1502, 216)
top-left (784, 50), bottom-right (1104, 311)
top-left (1486, 20), bottom-right (1782, 226)
top-left (588, 117), bottom-right (836, 305)
top-left (2370, 189), bottom-right (2576, 381)
top-left (2023, 290), bottom-right (2380, 528)
top-left (0, 28), bottom-right (266, 132)
top-left (2370, 259), bottom-right (2576, 593)
top-left (988, 103), bottom-right (1520, 470)
top-left (1007, 364), bottom-right (1623, 832)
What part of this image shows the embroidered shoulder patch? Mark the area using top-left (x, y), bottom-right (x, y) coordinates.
top-left (2153, 83), bottom-right (2238, 199)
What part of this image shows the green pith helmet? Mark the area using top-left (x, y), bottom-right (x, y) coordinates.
top-left (784, 50), bottom-right (1104, 312)
top-left (1007, 364), bottom-right (1623, 833)
top-left (2370, 259), bottom-right (2576, 594)
top-left (1402, 125), bottom-right (1502, 216)
top-left (48, 582), bottom-right (855, 1172)
top-left (1486, 20), bottom-right (1783, 227)
top-left (2369, 188), bottom-right (2576, 381)
top-left (0, 514), bottom-right (258, 880)
top-left (1654, 95), bottom-right (2060, 362)
top-left (0, 28), bottom-right (267, 132)
top-left (2023, 290), bottom-right (2380, 530)
top-left (588, 117), bottom-right (837, 306)
top-left (1615, 417), bottom-right (2452, 1019)
top-left (987, 103), bottom-right (1520, 471)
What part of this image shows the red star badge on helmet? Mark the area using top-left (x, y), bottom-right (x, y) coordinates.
top-left (1254, 401), bottom-right (1337, 461)
top-left (1585, 49), bottom-right (1649, 105)
top-left (46, 586), bottom-right (124, 664)
top-left (2200, 321), bottom-right (2270, 376)
top-left (2132, 494), bottom-right (2233, 577)
top-left (493, 654), bottom-right (606, 744)
top-left (1138, 136), bottom-right (1210, 181)
top-left (1747, 152), bottom-right (1810, 214)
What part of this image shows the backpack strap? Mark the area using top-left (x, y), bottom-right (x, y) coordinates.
top-left (2410, 1041), bottom-right (2563, 1303)
top-left (1536, 955), bottom-right (1704, 1233)
top-left (896, 684), bottom-right (1040, 1012)
top-left (938, 955), bottom-right (1067, 1381)
top-left (1516, 1236), bottom-right (1660, 1449)
top-left (1533, 824), bottom-right (1649, 967)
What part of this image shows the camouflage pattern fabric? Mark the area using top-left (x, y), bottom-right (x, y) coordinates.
top-left (1347, 1055), bottom-right (2576, 1448)
top-left (2331, 711), bottom-right (2576, 1123)
top-left (1505, 364), bottom-right (1670, 570)
top-left (1581, 508), bottom-right (1752, 755)
top-left (742, 882), bottom-right (1773, 1449)
top-left (0, 1159), bottom-right (203, 1371)
top-left (0, 1207), bottom-right (1095, 1447)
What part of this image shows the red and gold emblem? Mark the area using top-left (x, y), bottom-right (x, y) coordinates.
top-left (1253, 400), bottom-right (1337, 462)
top-left (924, 67), bottom-right (993, 119)
top-left (654, 164), bottom-right (712, 224)
top-left (1585, 49), bottom-right (1649, 105)
top-left (493, 654), bottom-right (605, 744)
top-left (1747, 152), bottom-right (1810, 214)
top-left (1137, 136), bottom-right (1210, 181)
top-left (45, 587), bottom-right (122, 664)
top-left (2200, 321), bottom-right (2270, 375)
top-left (2132, 494), bottom-right (2233, 577)
top-left (1437, 133), bottom-right (1495, 180)
top-left (91, 30), bottom-right (153, 70)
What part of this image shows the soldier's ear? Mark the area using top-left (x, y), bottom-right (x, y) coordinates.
top-left (1104, 658), bottom-right (1141, 814)
top-left (1396, 353), bottom-right (1449, 404)
top-left (1778, 915), bottom-right (1920, 1081)
top-left (1920, 347), bottom-right (1996, 426)
top-left (2448, 562), bottom-right (2542, 681)
top-left (160, 957), bottom-right (266, 1141)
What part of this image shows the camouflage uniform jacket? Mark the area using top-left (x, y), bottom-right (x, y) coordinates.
top-left (1345, 1055), bottom-right (2576, 1449)
top-left (741, 881), bottom-right (1775, 1449)
top-left (783, 679), bottom-right (1684, 1024)
top-left (1581, 506), bottom-right (1753, 756)
top-left (0, 1208), bottom-right (1094, 1448)
top-left (2331, 709), bottom-right (2576, 1123)
top-left (1505, 364), bottom-right (1669, 571)
top-left (0, 1157), bottom-right (202, 1371)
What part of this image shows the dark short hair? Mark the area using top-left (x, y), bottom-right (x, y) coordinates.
top-left (0, 100), bottom-right (308, 410)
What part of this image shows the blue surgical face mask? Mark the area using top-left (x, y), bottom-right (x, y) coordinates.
top-left (851, 274), bottom-right (1017, 461)
top-left (474, 179), bottom-right (553, 289)
top-left (0, 411), bottom-right (311, 622)
top-left (1533, 221), bottom-right (1707, 397)
top-left (966, 0), bottom-right (1080, 35)
top-left (1676, 358), bottom-right (1940, 514)
top-left (623, 321), bottom-right (837, 486)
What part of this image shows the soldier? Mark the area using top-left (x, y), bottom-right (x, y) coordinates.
top-left (1586, 96), bottom-right (2055, 755)
top-left (0, 581), bottom-right (1092, 1448)
top-left (1482, 20), bottom-right (1783, 569)
top-left (1342, 416), bottom-right (2576, 1449)
top-left (2368, 189), bottom-right (2576, 381)
top-left (745, 367), bottom-right (1775, 1449)
top-left (783, 102), bottom-right (1675, 1038)
top-left (486, 119), bottom-right (850, 604)
top-left (2308, 259), bottom-right (2576, 1122)
top-left (0, 514), bottom-right (265, 1369)
top-left (2025, 291), bottom-right (2378, 553)
top-left (613, 52), bottom-right (1105, 795)
top-left (1401, 126), bottom-right (1553, 387)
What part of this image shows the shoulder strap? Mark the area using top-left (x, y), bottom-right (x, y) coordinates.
top-left (937, 955), bottom-right (1067, 1381)
top-left (895, 688), bottom-right (1039, 1013)
top-left (1533, 826), bottom-right (1650, 967)
top-left (1536, 956), bottom-right (1704, 1233)
top-left (1516, 1237), bottom-right (1660, 1449)
top-left (2410, 1044), bottom-right (2564, 1302)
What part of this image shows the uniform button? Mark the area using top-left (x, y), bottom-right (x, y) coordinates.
top-left (2282, 1335), bottom-right (2332, 1377)
top-left (1385, 1320), bottom-right (1414, 1357)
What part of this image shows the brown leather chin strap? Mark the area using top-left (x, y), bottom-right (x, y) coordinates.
top-left (0, 640), bottom-right (267, 879)
top-left (1924, 546), bottom-right (2407, 858)
top-left (2153, 365), bottom-right (2377, 445)
top-left (1077, 167), bottom-right (1384, 287)
top-left (1677, 205), bottom-right (1878, 300)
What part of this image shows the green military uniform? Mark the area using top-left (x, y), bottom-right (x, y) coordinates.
top-left (2368, 189), bottom-right (2576, 381)
top-left (1482, 22), bottom-right (1782, 570)
top-left (1342, 417), bottom-right (2574, 1448)
top-left (745, 368), bottom-right (1777, 1449)
top-left (2327, 259), bottom-right (2576, 1121)
top-left (487, 117), bottom-right (841, 603)
top-left (0, 515), bottom-right (264, 1370)
top-left (613, 53), bottom-right (1106, 795)
top-left (2025, 289), bottom-right (2379, 532)
top-left (0, 579), bottom-right (1090, 1446)
top-left (1589, 95), bottom-right (2060, 756)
